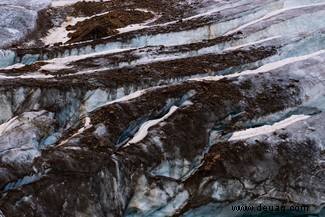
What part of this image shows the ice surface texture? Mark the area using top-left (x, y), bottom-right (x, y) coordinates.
top-left (0, 0), bottom-right (324, 216)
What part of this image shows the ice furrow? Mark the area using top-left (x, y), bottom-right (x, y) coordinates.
top-left (124, 106), bottom-right (179, 147)
top-left (0, 169), bottom-right (50, 194)
top-left (0, 116), bottom-right (18, 136)
top-left (192, 49), bottom-right (325, 82)
top-left (229, 115), bottom-right (310, 141)
top-left (225, 3), bottom-right (325, 35)
top-left (116, 90), bottom-right (196, 148)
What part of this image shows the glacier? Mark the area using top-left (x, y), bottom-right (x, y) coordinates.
top-left (0, 0), bottom-right (324, 216)
top-left (0, 0), bottom-right (51, 49)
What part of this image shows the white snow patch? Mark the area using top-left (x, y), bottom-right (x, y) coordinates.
top-left (124, 106), bottom-right (178, 147)
top-left (57, 117), bottom-right (92, 147)
top-left (1, 63), bottom-right (25, 70)
top-left (63, 146), bottom-right (83, 150)
top-left (76, 117), bottom-right (92, 134)
top-left (224, 36), bottom-right (282, 51)
top-left (101, 89), bottom-right (145, 107)
top-left (42, 16), bottom-right (85, 45)
top-left (225, 3), bottom-right (325, 35)
top-left (0, 116), bottom-right (18, 136)
top-left (0, 73), bottom-right (54, 80)
top-left (43, 8), bottom-right (156, 45)
top-left (40, 62), bottom-right (72, 71)
top-left (181, 100), bottom-right (194, 107)
top-left (84, 117), bottom-right (91, 127)
top-left (192, 49), bottom-right (325, 82)
top-left (229, 115), bottom-right (310, 141)
top-left (5, 28), bottom-right (20, 35)
top-left (51, 0), bottom-right (110, 7)
top-left (39, 48), bottom-right (131, 72)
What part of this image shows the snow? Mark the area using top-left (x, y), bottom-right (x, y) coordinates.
top-left (117, 10), bottom-right (159, 34)
top-left (63, 29), bottom-right (322, 77)
top-left (0, 116), bottom-right (18, 136)
top-left (0, 0), bottom-right (324, 215)
top-left (57, 117), bottom-right (92, 147)
top-left (63, 146), bottom-right (83, 150)
top-left (40, 62), bottom-right (72, 71)
top-left (83, 86), bottom-right (176, 123)
top-left (37, 48), bottom-right (130, 72)
top-left (192, 49), bottom-right (325, 82)
top-left (84, 117), bottom-right (91, 127)
top-left (42, 16), bottom-right (85, 45)
top-left (3, 0), bottom-right (322, 69)
top-left (99, 89), bottom-right (146, 108)
top-left (0, 0), bottom-right (323, 70)
top-left (225, 3), bottom-right (325, 35)
top-left (83, 88), bottom-right (146, 113)
top-left (229, 115), bottom-right (310, 141)
top-left (124, 106), bottom-right (178, 147)
top-left (1, 63), bottom-right (25, 70)
top-left (51, 0), bottom-right (110, 7)
top-left (224, 36), bottom-right (282, 51)
top-left (0, 73), bottom-right (54, 80)
top-left (43, 7), bottom-right (156, 45)
top-left (42, 9), bottom-right (119, 45)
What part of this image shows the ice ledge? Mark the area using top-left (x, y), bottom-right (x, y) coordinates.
top-left (229, 115), bottom-right (310, 141)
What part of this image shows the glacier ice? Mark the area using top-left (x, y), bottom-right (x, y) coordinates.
top-left (0, 0), bottom-right (324, 216)
top-left (0, 50), bottom-right (16, 68)
top-left (0, 111), bottom-right (55, 164)
top-left (0, 0), bottom-right (51, 48)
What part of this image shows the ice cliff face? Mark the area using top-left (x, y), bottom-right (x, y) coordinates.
top-left (0, 0), bottom-right (324, 216)
top-left (0, 0), bottom-right (51, 49)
